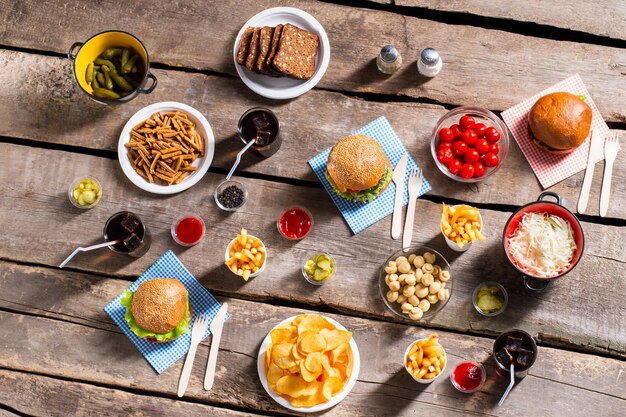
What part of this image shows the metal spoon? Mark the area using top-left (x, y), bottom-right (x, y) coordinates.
top-left (226, 139), bottom-right (256, 181)
top-left (59, 239), bottom-right (123, 268)
top-left (498, 351), bottom-right (515, 406)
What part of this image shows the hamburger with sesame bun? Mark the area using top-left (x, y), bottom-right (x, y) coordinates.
top-left (528, 92), bottom-right (592, 154)
top-left (325, 134), bottom-right (392, 203)
top-left (121, 278), bottom-right (192, 342)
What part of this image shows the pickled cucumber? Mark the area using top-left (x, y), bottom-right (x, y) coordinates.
top-left (304, 254), bottom-right (334, 282)
top-left (476, 285), bottom-right (504, 313)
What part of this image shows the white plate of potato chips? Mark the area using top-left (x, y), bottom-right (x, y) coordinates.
top-left (118, 102), bottom-right (215, 194)
top-left (257, 314), bottom-right (360, 412)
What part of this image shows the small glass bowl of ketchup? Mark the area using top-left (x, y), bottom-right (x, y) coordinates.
top-left (450, 361), bottom-right (486, 393)
top-left (171, 214), bottom-right (205, 246)
top-left (277, 206), bottom-right (313, 240)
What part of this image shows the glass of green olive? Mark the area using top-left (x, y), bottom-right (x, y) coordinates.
top-left (69, 176), bottom-right (102, 209)
top-left (472, 281), bottom-right (508, 317)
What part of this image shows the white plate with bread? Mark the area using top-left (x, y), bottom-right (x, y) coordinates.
top-left (233, 7), bottom-right (330, 100)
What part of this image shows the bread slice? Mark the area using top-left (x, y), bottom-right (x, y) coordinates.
top-left (265, 24), bottom-right (284, 75)
top-left (244, 28), bottom-right (261, 71)
top-left (236, 27), bottom-right (255, 65)
top-left (255, 26), bottom-right (274, 73)
top-left (271, 23), bottom-right (319, 80)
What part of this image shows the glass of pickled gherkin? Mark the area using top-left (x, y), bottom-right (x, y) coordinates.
top-left (472, 281), bottom-right (508, 316)
top-left (302, 253), bottom-right (335, 285)
top-left (69, 176), bottom-right (102, 209)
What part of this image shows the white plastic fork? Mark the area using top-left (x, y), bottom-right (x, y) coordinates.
top-left (177, 314), bottom-right (209, 397)
top-left (402, 168), bottom-right (423, 249)
top-left (600, 134), bottom-right (621, 217)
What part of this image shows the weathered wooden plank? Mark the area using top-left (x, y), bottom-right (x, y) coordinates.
top-left (367, 0), bottom-right (626, 41)
top-left (0, 145), bottom-right (624, 357)
top-left (0, 369), bottom-right (258, 417)
top-left (0, 280), bottom-right (625, 417)
top-left (1, 51), bottom-right (624, 218)
top-left (0, 0), bottom-right (624, 121)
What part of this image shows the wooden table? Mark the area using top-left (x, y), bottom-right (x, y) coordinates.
top-left (1, 1), bottom-right (624, 416)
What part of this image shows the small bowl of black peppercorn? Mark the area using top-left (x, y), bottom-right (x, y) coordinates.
top-left (215, 179), bottom-right (248, 211)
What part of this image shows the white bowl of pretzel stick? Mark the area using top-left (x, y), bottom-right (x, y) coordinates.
top-left (118, 101), bottom-right (215, 194)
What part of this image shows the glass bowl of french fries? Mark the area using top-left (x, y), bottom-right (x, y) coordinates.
top-left (404, 334), bottom-right (447, 383)
top-left (379, 246), bottom-right (452, 322)
top-left (224, 229), bottom-right (267, 281)
top-left (440, 203), bottom-right (485, 252)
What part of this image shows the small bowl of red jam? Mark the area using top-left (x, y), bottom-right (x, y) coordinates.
top-left (277, 206), bottom-right (313, 240)
top-left (171, 214), bottom-right (205, 246)
top-left (450, 361), bottom-right (486, 393)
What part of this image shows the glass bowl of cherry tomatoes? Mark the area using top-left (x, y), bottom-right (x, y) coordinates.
top-left (430, 106), bottom-right (510, 183)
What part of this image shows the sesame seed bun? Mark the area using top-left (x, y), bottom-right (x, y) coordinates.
top-left (528, 92), bottom-right (592, 154)
top-left (326, 134), bottom-right (391, 192)
top-left (131, 278), bottom-right (189, 336)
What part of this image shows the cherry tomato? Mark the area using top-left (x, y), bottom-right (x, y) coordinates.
top-left (475, 139), bottom-right (490, 154)
top-left (452, 141), bottom-right (468, 156)
top-left (485, 126), bottom-right (501, 143)
top-left (438, 142), bottom-right (452, 152)
top-left (437, 148), bottom-right (454, 164)
top-left (450, 124), bottom-right (463, 140)
top-left (473, 162), bottom-right (486, 177)
top-left (464, 148), bottom-right (480, 163)
top-left (460, 163), bottom-right (475, 179)
top-left (482, 152), bottom-right (499, 168)
top-left (459, 115), bottom-right (475, 131)
top-left (473, 123), bottom-right (487, 138)
top-left (438, 127), bottom-right (454, 143)
top-left (488, 143), bottom-right (499, 155)
top-left (448, 158), bottom-right (462, 175)
top-left (461, 129), bottom-right (478, 146)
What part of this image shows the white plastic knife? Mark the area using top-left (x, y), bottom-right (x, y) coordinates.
top-left (577, 130), bottom-right (599, 214)
top-left (391, 153), bottom-right (408, 239)
top-left (203, 303), bottom-right (228, 390)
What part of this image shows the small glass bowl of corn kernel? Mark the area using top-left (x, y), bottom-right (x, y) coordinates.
top-left (69, 176), bottom-right (102, 209)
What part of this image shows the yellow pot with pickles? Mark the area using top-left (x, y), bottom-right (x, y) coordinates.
top-left (68, 30), bottom-right (157, 104)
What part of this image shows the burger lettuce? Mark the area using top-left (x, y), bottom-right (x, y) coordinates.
top-left (120, 290), bottom-right (191, 342)
top-left (325, 166), bottom-right (392, 203)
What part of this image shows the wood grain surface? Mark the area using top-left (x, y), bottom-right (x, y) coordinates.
top-left (0, 143), bottom-right (623, 358)
top-left (1, 51), bottom-right (624, 219)
top-left (369, 0), bottom-right (626, 41)
top-left (0, 0), bottom-right (624, 121)
top-left (1, 264), bottom-right (625, 417)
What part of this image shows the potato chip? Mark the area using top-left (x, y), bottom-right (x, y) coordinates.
top-left (320, 328), bottom-right (353, 351)
top-left (271, 328), bottom-right (295, 345)
top-left (297, 314), bottom-right (335, 334)
top-left (292, 343), bottom-right (304, 361)
top-left (276, 375), bottom-right (307, 398)
top-left (300, 359), bottom-right (322, 382)
top-left (298, 331), bottom-right (327, 353)
top-left (290, 394), bottom-right (320, 408)
top-left (273, 343), bottom-right (296, 370)
top-left (304, 351), bottom-right (323, 374)
top-left (267, 363), bottom-right (284, 385)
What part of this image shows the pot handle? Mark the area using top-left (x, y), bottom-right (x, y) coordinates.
top-left (523, 276), bottom-right (550, 292)
top-left (537, 191), bottom-right (561, 205)
top-left (68, 42), bottom-right (84, 61)
top-left (137, 71), bottom-right (157, 94)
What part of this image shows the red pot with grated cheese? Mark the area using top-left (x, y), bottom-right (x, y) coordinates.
top-left (503, 192), bottom-right (584, 291)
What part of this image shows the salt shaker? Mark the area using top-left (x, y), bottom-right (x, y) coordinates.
top-left (376, 45), bottom-right (402, 75)
top-left (417, 48), bottom-right (442, 77)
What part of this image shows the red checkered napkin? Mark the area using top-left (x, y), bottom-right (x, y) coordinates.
top-left (501, 74), bottom-right (610, 189)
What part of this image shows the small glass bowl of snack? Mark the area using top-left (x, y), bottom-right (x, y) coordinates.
top-left (450, 361), bottom-right (486, 393)
top-left (171, 213), bottom-right (205, 247)
top-left (440, 203), bottom-right (485, 252)
top-left (431, 106), bottom-right (510, 183)
top-left (404, 334), bottom-right (447, 384)
top-left (215, 180), bottom-right (248, 211)
top-left (69, 176), bottom-right (102, 209)
top-left (224, 228), bottom-right (267, 281)
top-left (472, 281), bottom-right (508, 317)
top-left (302, 253), bottom-right (335, 285)
top-left (379, 246), bottom-right (452, 322)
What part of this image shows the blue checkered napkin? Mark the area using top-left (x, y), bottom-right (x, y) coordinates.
top-left (308, 116), bottom-right (432, 234)
top-left (104, 250), bottom-right (229, 374)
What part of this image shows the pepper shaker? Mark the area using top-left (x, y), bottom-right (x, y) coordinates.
top-left (417, 48), bottom-right (442, 77)
top-left (377, 45), bottom-right (402, 75)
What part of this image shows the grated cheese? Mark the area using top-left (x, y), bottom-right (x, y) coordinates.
top-left (507, 212), bottom-right (576, 278)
